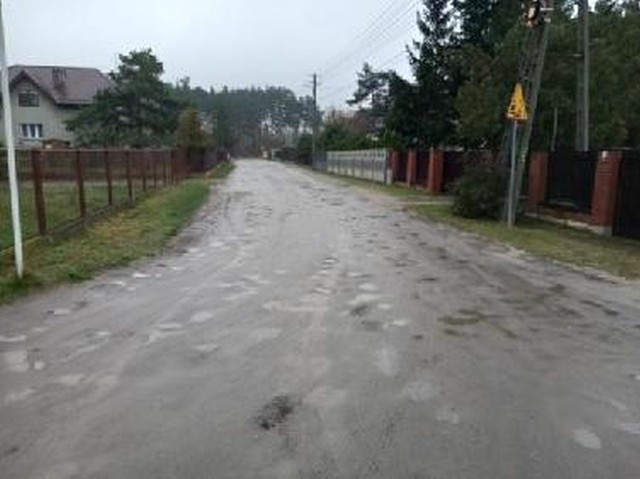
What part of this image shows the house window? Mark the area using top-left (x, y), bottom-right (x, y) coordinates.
top-left (18, 90), bottom-right (39, 107)
top-left (19, 124), bottom-right (44, 139)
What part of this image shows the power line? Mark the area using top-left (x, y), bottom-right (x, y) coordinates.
top-left (320, 17), bottom-right (415, 87)
top-left (319, 0), bottom-right (410, 73)
top-left (322, 2), bottom-right (418, 80)
top-left (321, 0), bottom-right (419, 78)
top-left (320, 49), bottom-right (409, 105)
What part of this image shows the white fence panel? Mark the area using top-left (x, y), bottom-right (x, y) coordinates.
top-left (326, 149), bottom-right (390, 184)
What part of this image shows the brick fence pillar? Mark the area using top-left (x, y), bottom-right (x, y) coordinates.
top-left (407, 149), bottom-right (417, 187)
top-left (591, 151), bottom-right (622, 235)
top-left (390, 150), bottom-right (401, 182)
top-left (527, 151), bottom-right (549, 211)
top-left (427, 148), bottom-right (444, 194)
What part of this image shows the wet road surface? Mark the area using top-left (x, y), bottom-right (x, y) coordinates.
top-left (1, 159), bottom-right (640, 479)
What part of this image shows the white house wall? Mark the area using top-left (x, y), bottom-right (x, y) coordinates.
top-left (0, 78), bottom-right (78, 147)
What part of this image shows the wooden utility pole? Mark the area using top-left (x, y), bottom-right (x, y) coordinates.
top-left (311, 73), bottom-right (318, 163)
top-left (576, 0), bottom-right (590, 151)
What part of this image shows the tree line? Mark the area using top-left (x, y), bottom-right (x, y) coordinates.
top-left (68, 49), bottom-right (316, 155)
top-left (332, 0), bottom-right (640, 152)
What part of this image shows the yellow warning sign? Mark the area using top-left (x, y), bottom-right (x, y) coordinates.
top-left (507, 83), bottom-right (529, 122)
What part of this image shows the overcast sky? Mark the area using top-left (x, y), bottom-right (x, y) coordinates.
top-left (5, 0), bottom-right (421, 109)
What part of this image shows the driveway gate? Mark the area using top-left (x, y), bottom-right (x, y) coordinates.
top-left (614, 151), bottom-right (640, 239)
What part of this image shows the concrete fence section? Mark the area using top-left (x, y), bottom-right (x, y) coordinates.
top-left (326, 149), bottom-right (391, 184)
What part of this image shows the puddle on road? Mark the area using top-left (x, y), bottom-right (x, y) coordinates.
top-left (4, 388), bottom-right (37, 405)
top-left (193, 343), bottom-right (220, 354)
top-left (2, 350), bottom-right (30, 372)
top-left (402, 380), bottom-right (439, 402)
top-left (190, 311), bottom-right (214, 324)
top-left (0, 334), bottom-right (27, 344)
top-left (436, 406), bottom-right (461, 425)
top-left (572, 428), bottom-right (602, 450)
top-left (358, 283), bottom-right (379, 292)
top-left (618, 422), bottom-right (640, 435)
top-left (157, 323), bottom-right (183, 331)
top-left (389, 319), bottom-right (410, 328)
top-left (375, 347), bottom-right (400, 377)
top-left (54, 374), bottom-right (85, 387)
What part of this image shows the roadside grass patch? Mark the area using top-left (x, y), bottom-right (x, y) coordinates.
top-left (206, 161), bottom-right (235, 180)
top-left (304, 167), bottom-right (431, 199)
top-left (0, 182), bottom-right (130, 248)
top-left (0, 164), bottom-right (233, 304)
top-left (412, 204), bottom-right (640, 279)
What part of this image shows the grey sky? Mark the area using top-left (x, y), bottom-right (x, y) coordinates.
top-left (5, 0), bottom-right (420, 109)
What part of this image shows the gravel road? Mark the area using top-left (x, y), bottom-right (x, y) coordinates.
top-left (1, 159), bottom-right (640, 479)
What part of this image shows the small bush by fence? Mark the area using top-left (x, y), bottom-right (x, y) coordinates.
top-left (545, 151), bottom-right (598, 212)
top-left (0, 149), bottom-right (190, 248)
top-left (443, 150), bottom-right (498, 191)
top-left (326, 149), bottom-right (390, 184)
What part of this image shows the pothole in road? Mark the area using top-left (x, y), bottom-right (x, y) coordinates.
top-left (256, 395), bottom-right (298, 431)
top-left (438, 310), bottom-right (518, 340)
top-left (350, 303), bottom-right (372, 317)
top-left (361, 319), bottom-right (382, 332)
top-left (439, 311), bottom-right (485, 326)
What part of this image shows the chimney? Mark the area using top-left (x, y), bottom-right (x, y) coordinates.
top-left (52, 67), bottom-right (67, 89)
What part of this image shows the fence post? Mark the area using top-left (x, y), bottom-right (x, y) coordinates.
top-left (527, 151), bottom-right (548, 212)
top-left (162, 151), bottom-right (168, 186)
top-left (169, 148), bottom-right (176, 185)
top-left (390, 150), bottom-right (400, 183)
top-left (407, 149), bottom-right (417, 187)
top-left (75, 150), bottom-right (87, 219)
top-left (104, 149), bottom-right (113, 207)
top-left (427, 149), bottom-right (445, 194)
top-left (141, 151), bottom-right (148, 192)
top-left (591, 151), bottom-right (623, 235)
top-left (152, 152), bottom-right (158, 189)
top-left (30, 149), bottom-right (47, 235)
top-left (125, 150), bottom-right (133, 204)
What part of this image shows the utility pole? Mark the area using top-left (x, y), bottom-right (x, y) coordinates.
top-left (311, 73), bottom-right (318, 164)
top-left (0, 0), bottom-right (24, 278)
top-left (576, 0), bottom-right (590, 151)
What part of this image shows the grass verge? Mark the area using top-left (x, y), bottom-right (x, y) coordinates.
top-left (412, 204), bottom-right (640, 279)
top-left (305, 167), bottom-right (432, 199)
top-left (0, 162), bottom-right (235, 304)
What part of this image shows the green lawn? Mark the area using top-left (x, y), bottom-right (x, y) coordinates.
top-left (0, 182), bottom-right (137, 248)
top-left (307, 167), bottom-right (432, 199)
top-left (0, 162), bottom-right (235, 304)
top-left (412, 204), bottom-right (640, 279)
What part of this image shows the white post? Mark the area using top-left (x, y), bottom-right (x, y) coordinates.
top-left (0, 0), bottom-right (24, 277)
top-left (507, 121), bottom-right (518, 228)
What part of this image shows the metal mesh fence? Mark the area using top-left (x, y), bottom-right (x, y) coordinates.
top-left (614, 150), bottom-right (640, 239)
top-left (0, 149), bottom-right (187, 250)
top-left (545, 151), bottom-right (598, 212)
